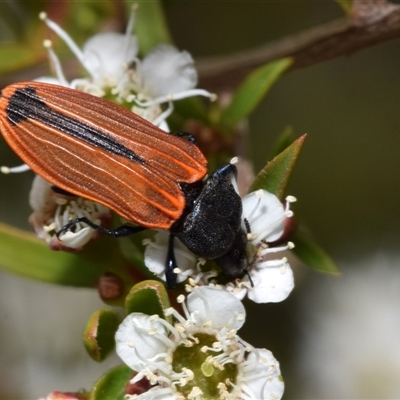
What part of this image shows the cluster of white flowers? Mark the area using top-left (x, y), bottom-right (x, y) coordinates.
top-left (116, 286), bottom-right (284, 400)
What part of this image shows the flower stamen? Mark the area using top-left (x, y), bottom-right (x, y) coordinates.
top-left (43, 39), bottom-right (68, 85)
top-left (1, 164), bottom-right (30, 174)
top-left (39, 12), bottom-right (91, 76)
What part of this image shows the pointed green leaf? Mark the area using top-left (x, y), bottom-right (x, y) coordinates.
top-left (90, 365), bottom-right (133, 400)
top-left (125, 280), bottom-right (170, 319)
top-left (133, 0), bottom-right (172, 55)
top-left (270, 126), bottom-right (294, 158)
top-left (0, 222), bottom-right (129, 287)
top-left (84, 308), bottom-right (120, 362)
top-left (220, 58), bottom-right (292, 129)
top-left (293, 230), bottom-right (340, 275)
top-left (250, 134), bottom-right (307, 199)
top-left (336, 0), bottom-right (353, 14)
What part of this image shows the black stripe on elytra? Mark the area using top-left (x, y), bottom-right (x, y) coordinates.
top-left (5, 86), bottom-right (145, 163)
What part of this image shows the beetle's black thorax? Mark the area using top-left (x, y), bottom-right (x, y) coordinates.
top-left (170, 164), bottom-right (249, 280)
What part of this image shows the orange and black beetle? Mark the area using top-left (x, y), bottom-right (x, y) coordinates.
top-left (0, 82), bottom-right (248, 287)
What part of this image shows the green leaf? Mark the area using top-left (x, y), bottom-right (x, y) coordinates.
top-left (0, 222), bottom-right (128, 287)
top-left (125, 280), bottom-right (171, 320)
top-left (90, 365), bottom-right (133, 400)
top-left (250, 134), bottom-right (307, 199)
top-left (269, 126), bottom-right (294, 158)
top-left (83, 308), bottom-right (120, 362)
top-left (133, 0), bottom-right (172, 55)
top-left (0, 45), bottom-right (38, 73)
top-left (219, 58), bottom-right (292, 129)
top-left (336, 0), bottom-right (353, 14)
top-left (293, 230), bottom-right (341, 275)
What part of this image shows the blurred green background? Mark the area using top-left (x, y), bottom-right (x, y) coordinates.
top-left (1, 1), bottom-right (400, 399)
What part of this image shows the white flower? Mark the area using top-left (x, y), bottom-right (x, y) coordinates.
top-left (38, 11), bottom-right (214, 126)
top-left (228, 190), bottom-right (296, 303)
top-left (143, 189), bottom-right (295, 303)
top-left (29, 175), bottom-right (110, 250)
top-left (116, 286), bottom-right (284, 399)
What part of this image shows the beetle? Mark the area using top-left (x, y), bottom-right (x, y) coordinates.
top-left (0, 82), bottom-right (249, 287)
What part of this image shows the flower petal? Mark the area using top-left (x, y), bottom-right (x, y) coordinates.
top-left (132, 386), bottom-right (176, 400)
top-left (29, 175), bottom-right (53, 212)
top-left (140, 44), bottom-right (197, 97)
top-left (242, 190), bottom-right (285, 245)
top-left (187, 286), bottom-right (246, 330)
top-left (247, 260), bottom-right (294, 303)
top-left (242, 348), bottom-right (284, 400)
top-left (58, 227), bottom-right (94, 249)
top-left (225, 283), bottom-right (248, 301)
top-left (83, 32), bottom-right (138, 83)
top-left (144, 231), bottom-right (197, 283)
top-left (115, 313), bottom-right (167, 372)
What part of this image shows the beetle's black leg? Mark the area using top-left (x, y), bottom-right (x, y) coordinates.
top-left (244, 270), bottom-right (254, 287)
top-left (165, 234), bottom-right (178, 289)
top-left (170, 131), bottom-right (196, 144)
top-left (56, 217), bottom-right (146, 238)
top-left (242, 218), bottom-right (255, 287)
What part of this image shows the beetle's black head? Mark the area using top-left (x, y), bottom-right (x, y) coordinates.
top-left (214, 227), bottom-right (249, 281)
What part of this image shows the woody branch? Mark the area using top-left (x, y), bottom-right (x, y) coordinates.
top-left (197, 0), bottom-right (400, 91)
